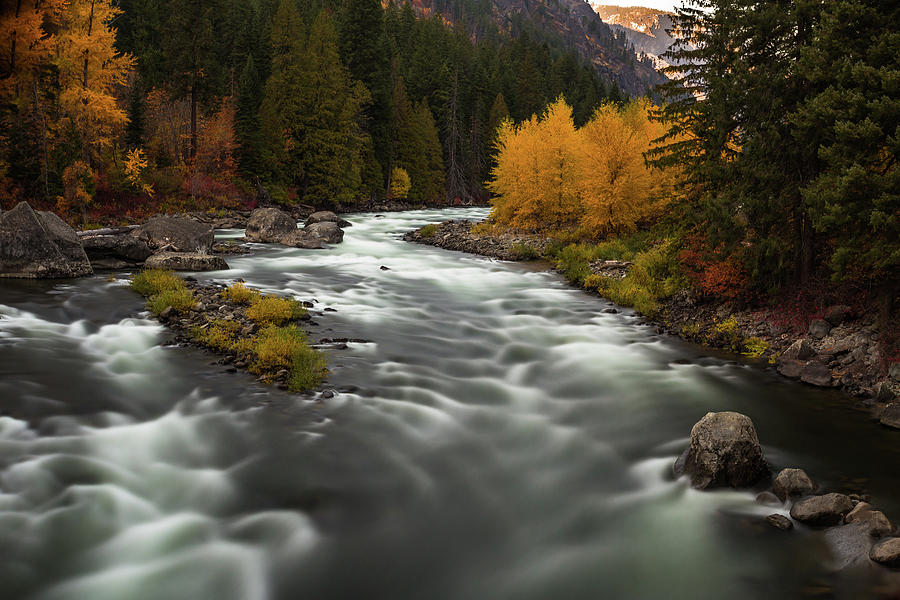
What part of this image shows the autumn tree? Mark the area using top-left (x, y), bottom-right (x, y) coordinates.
top-left (53, 0), bottom-right (135, 160)
top-left (0, 0), bottom-right (65, 101)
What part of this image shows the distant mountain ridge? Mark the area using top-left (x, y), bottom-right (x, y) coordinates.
top-left (404, 0), bottom-right (668, 97)
top-left (590, 4), bottom-right (690, 72)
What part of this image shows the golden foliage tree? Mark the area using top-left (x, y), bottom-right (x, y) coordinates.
top-left (196, 98), bottom-right (238, 180)
top-left (488, 97), bottom-right (675, 237)
top-left (388, 167), bottom-right (411, 200)
top-left (53, 0), bottom-right (135, 157)
top-left (488, 98), bottom-right (583, 232)
top-left (0, 0), bottom-right (65, 102)
top-left (56, 160), bottom-right (95, 222)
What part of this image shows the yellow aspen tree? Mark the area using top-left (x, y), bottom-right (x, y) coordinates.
top-left (53, 0), bottom-right (134, 158)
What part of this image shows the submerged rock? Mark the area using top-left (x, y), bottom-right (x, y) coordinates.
top-left (144, 252), bottom-right (228, 272)
top-left (789, 493), bottom-right (853, 526)
top-left (0, 202), bottom-right (93, 278)
top-left (136, 215), bottom-right (214, 253)
top-left (676, 411), bottom-right (769, 489)
top-left (880, 404), bottom-right (900, 430)
top-left (246, 208), bottom-right (296, 242)
top-left (773, 468), bottom-right (816, 501)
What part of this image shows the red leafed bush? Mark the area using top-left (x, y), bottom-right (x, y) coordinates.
top-left (678, 234), bottom-right (750, 301)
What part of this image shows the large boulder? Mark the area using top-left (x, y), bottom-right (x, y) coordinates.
top-left (144, 252), bottom-right (228, 272)
top-left (870, 538), bottom-right (900, 567)
top-left (809, 319), bottom-right (832, 339)
top-left (280, 229), bottom-right (327, 249)
top-left (824, 305), bottom-right (852, 326)
top-left (789, 493), bottom-right (853, 526)
top-left (245, 208), bottom-right (296, 243)
top-left (676, 412), bottom-right (769, 489)
top-left (81, 229), bottom-right (152, 268)
top-left (305, 211), bottom-right (350, 227)
top-left (304, 221), bottom-right (344, 244)
top-left (0, 202), bottom-right (93, 278)
top-left (800, 362), bottom-right (833, 387)
top-left (781, 338), bottom-right (817, 361)
top-left (136, 216), bottom-right (213, 253)
top-left (773, 468), bottom-right (816, 501)
top-left (880, 404), bottom-right (900, 430)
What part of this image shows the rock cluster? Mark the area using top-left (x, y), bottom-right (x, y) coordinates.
top-left (0, 202), bottom-right (93, 278)
top-left (80, 215), bottom-right (228, 272)
top-left (404, 220), bottom-right (551, 260)
top-left (244, 208), bottom-right (345, 248)
top-left (678, 411), bottom-right (900, 573)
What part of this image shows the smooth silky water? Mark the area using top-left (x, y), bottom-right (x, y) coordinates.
top-left (1, 208), bottom-right (899, 599)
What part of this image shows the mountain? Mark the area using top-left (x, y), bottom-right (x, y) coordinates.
top-left (590, 5), bottom-right (689, 71)
top-left (405, 0), bottom-right (668, 97)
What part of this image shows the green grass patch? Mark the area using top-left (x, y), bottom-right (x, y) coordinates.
top-left (742, 336), bottom-right (770, 358)
top-left (250, 325), bottom-right (326, 391)
top-left (130, 269), bottom-right (186, 297)
top-left (192, 319), bottom-right (242, 352)
top-left (147, 288), bottom-right (195, 315)
top-left (222, 282), bottom-right (260, 305)
top-left (510, 242), bottom-right (541, 260)
top-left (246, 295), bottom-right (306, 325)
top-left (419, 223), bottom-right (439, 238)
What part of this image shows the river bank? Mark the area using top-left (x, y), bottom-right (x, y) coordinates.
top-left (405, 219), bottom-right (900, 426)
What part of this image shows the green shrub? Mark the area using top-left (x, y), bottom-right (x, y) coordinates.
top-left (510, 242), bottom-right (541, 260)
top-left (743, 336), bottom-right (770, 358)
top-left (246, 295), bottom-right (306, 325)
top-left (289, 344), bottom-right (328, 392)
top-left (222, 282), bottom-right (260, 305)
top-left (192, 319), bottom-right (242, 352)
top-left (147, 288), bottom-right (194, 315)
top-left (130, 269), bottom-right (186, 297)
top-left (419, 223), bottom-right (439, 238)
top-left (554, 243), bottom-right (598, 285)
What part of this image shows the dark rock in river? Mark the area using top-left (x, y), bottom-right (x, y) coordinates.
top-left (81, 231), bottom-right (152, 266)
top-left (677, 411), bottom-right (769, 489)
top-left (305, 221), bottom-right (344, 244)
top-left (756, 491), bottom-right (782, 506)
top-left (246, 208), bottom-right (296, 243)
top-left (0, 202), bottom-right (93, 278)
top-left (766, 514), bottom-right (793, 530)
top-left (800, 362), bottom-right (833, 387)
top-left (870, 537), bottom-right (900, 567)
top-left (280, 230), bottom-right (327, 249)
top-left (773, 468), bottom-right (816, 501)
top-left (144, 252), bottom-right (229, 272)
top-left (845, 502), bottom-right (895, 537)
top-left (776, 359), bottom-right (804, 379)
top-left (306, 211), bottom-right (351, 228)
top-left (789, 493), bottom-right (853, 526)
top-left (826, 523), bottom-right (875, 569)
top-left (880, 404), bottom-right (900, 430)
top-left (136, 216), bottom-right (214, 253)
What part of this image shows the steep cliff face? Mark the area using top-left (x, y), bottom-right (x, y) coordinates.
top-left (406, 0), bottom-right (668, 96)
top-left (590, 5), bottom-right (692, 71)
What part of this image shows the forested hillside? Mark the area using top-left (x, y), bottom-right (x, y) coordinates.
top-left (0, 0), bottom-right (628, 221)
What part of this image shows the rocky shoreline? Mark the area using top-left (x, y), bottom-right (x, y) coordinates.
top-left (678, 411), bottom-right (900, 582)
top-left (405, 219), bottom-right (900, 426)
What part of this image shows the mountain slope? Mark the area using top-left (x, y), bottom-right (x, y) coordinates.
top-left (406, 0), bottom-right (668, 97)
top-left (590, 4), bottom-right (690, 71)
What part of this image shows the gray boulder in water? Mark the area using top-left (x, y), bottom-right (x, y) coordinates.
top-left (305, 221), bottom-right (344, 244)
top-left (676, 411), bottom-right (769, 489)
top-left (144, 252), bottom-right (228, 272)
top-left (0, 202), bottom-right (93, 278)
top-left (245, 208), bottom-right (296, 243)
top-left (136, 216), bottom-right (214, 253)
top-left (280, 229), bottom-right (328, 249)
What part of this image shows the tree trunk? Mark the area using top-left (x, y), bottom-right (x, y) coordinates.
top-left (190, 82), bottom-right (198, 160)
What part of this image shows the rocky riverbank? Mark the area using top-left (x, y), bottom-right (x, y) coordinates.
top-left (405, 219), bottom-right (900, 424)
top-left (679, 411), bottom-right (900, 584)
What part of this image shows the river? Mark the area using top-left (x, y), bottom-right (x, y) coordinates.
top-left (1, 208), bottom-right (898, 599)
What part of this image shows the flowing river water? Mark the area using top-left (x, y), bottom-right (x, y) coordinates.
top-left (1, 208), bottom-right (899, 600)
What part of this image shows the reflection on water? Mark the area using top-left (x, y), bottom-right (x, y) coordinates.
top-left (1, 208), bottom-right (899, 599)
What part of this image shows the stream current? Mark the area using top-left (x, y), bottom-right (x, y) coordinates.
top-left (1, 208), bottom-right (899, 599)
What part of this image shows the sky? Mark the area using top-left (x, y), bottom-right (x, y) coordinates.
top-left (594, 1), bottom-right (681, 11)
